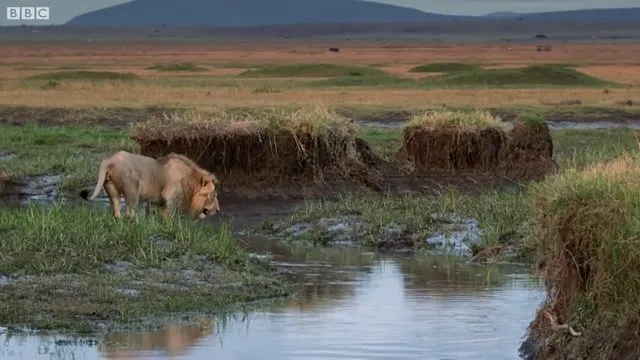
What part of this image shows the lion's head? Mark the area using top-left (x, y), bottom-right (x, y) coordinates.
top-left (188, 173), bottom-right (220, 219)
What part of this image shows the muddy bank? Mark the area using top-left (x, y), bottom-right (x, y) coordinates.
top-left (400, 118), bottom-right (557, 182)
top-left (0, 204), bottom-right (290, 334)
top-left (521, 155), bottom-right (640, 360)
top-left (252, 211), bottom-right (520, 262)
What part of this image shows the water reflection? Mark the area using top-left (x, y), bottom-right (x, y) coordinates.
top-left (0, 247), bottom-right (544, 360)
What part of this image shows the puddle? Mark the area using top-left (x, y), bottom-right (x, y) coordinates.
top-left (546, 120), bottom-right (640, 130)
top-left (0, 241), bottom-right (545, 360)
top-left (0, 174), bottom-right (63, 201)
top-left (261, 212), bottom-right (487, 256)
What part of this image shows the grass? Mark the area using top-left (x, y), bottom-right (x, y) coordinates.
top-left (408, 62), bottom-right (481, 73)
top-left (422, 64), bottom-right (622, 88)
top-left (131, 105), bottom-right (358, 141)
top-left (145, 63), bottom-right (208, 72)
top-left (277, 127), bottom-right (640, 260)
top-left (25, 71), bottom-right (139, 82)
top-left (0, 204), bottom-right (288, 332)
top-left (237, 64), bottom-right (386, 78)
top-left (0, 124), bottom-right (137, 191)
top-left (271, 188), bottom-right (531, 260)
top-left (524, 153), bottom-right (640, 359)
top-left (406, 108), bottom-right (505, 129)
top-left (308, 74), bottom-right (415, 87)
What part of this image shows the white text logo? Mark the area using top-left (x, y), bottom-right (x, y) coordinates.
top-left (6, 7), bottom-right (50, 20)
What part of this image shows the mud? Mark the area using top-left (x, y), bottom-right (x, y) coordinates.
top-left (254, 211), bottom-right (504, 259)
top-left (0, 175), bottom-right (63, 200)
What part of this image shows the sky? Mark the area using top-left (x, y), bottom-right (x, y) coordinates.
top-left (1, 0), bottom-right (639, 26)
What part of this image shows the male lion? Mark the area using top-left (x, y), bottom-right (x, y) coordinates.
top-left (79, 151), bottom-right (220, 219)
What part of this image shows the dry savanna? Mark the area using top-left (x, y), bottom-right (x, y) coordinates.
top-left (1, 40), bottom-right (640, 358)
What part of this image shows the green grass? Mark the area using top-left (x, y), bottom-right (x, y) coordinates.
top-left (24, 70), bottom-right (138, 82)
top-left (408, 62), bottom-right (481, 73)
top-left (273, 188), bottom-right (530, 260)
top-left (0, 124), bottom-right (137, 191)
top-left (309, 74), bottom-right (415, 87)
top-left (524, 153), bottom-right (640, 359)
top-left (0, 204), bottom-right (288, 332)
top-left (276, 127), bottom-right (640, 260)
top-left (358, 127), bottom-right (403, 161)
top-left (145, 63), bottom-right (208, 72)
top-left (421, 64), bottom-right (621, 88)
top-left (237, 64), bottom-right (387, 78)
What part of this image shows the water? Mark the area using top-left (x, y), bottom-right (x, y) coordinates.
top-left (0, 240), bottom-right (545, 360)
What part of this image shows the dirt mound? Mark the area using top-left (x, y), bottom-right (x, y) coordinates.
top-left (402, 125), bottom-right (505, 173)
top-left (131, 108), bottom-right (383, 199)
top-left (498, 118), bottom-right (558, 181)
top-left (522, 155), bottom-right (640, 360)
top-left (400, 111), bottom-right (557, 181)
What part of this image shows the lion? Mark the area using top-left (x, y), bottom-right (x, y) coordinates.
top-left (79, 151), bottom-right (220, 219)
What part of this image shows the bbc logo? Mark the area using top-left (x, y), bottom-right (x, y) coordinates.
top-left (6, 6), bottom-right (50, 20)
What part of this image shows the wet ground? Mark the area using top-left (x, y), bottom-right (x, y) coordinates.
top-left (4, 117), bottom-right (635, 359)
top-left (0, 240), bottom-right (544, 360)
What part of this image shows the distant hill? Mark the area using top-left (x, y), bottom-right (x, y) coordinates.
top-left (65, 1), bottom-right (640, 27)
top-left (484, 11), bottom-right (522, 18)
top-left (65, 0), bottom-right (471, 27)
top-left (516, 7), bottom-right (640, 22)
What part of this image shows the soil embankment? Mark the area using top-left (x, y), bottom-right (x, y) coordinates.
top-left (521, 154), bottom-right (640, 360)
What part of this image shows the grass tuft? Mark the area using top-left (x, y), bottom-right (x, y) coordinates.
top-left (132, 105), bottom-right (358, 140)
top-left (409, 62), bottom-right (481, 73)
top-left (25, 71), bottom-right (138, 82)
top-left (524, 152), bottom-right (640, 358)
top-left (237, 64), bottom-right (386, 78)
top-left (422, 64), bottom-right (620, 88)
top-left (407, 108), bottom-right (505, 130)
top-left (309, 74), bottom-right (415, 87)
top-left (145, 63), bottom-right (208, 72)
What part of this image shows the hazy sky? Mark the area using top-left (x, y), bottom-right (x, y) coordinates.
top-left (1, 0), bottom-right (639, 26)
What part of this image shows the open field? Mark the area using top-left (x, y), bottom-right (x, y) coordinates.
top-left (0, 42), bottom-right (640, 111)
top-left (2, 39), bottom-right (640, 355)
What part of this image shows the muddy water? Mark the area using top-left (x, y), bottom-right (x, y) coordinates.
top-left (0, 237), bottom-right (544, 360)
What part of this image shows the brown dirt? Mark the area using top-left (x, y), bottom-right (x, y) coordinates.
top-left (498, 121), bottom-right (558, 182)
top-left (402, 125), bottom-right (506, 173)
top-left (400, 122), bottom-right (557, 182)
top-left (132, 127), bottom-right (384, 199)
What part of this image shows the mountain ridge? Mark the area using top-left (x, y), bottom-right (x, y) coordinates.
top-left (65, 1), bottom-right (640, 27)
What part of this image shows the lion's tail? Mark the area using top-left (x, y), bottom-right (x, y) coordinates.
top-left (80, 157), bottom-right (113, 201)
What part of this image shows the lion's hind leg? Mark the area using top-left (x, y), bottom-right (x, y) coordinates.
top-left (104, 181), bottom-right (122, 218)
top-left (123, 181), bottom-right (142, 219)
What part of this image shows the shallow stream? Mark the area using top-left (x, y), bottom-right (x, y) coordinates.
top-left (0, 236), bottom-right (544, 360)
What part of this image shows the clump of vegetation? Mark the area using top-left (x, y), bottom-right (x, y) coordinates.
top-left (276, 188), bottom-right (531, 260)
top-left (422, 64), bottom-right (620, 88)
top-left (310, 74), bottom-right (415, 87)
top-left (146, 63), bottom-right (208, 72)
top-left (0, 204), bottom-right (287, 332)
top-left (133, 106), bottom-right (358, 139)
top-left (237, 64), bottom-right (386, 78)
top-left (406, 108), bottom-right (505, 130)
top-left (409, 62), bottom-right (481, 73)
top-left (25, 70), bottom-right (138, 81)
top-left (402, 109), bottom-right (507, 173)
top-left (131, 106), bottom-right (381, 196)
top-left (523, 153), bottom-right (640, 360)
